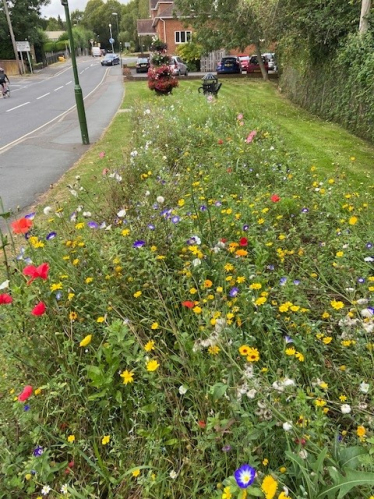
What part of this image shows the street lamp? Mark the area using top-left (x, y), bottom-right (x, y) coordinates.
top-left (60, 0), bottom-right (89, 145)
top-left (108, 23), bottom-right (114, 54)
top-left (112, 12), bottom-right (119, 52)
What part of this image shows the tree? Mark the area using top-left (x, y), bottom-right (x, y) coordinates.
top-left (359, 0), bottom-right (371, 33)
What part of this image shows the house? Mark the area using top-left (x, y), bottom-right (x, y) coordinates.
top-left (137, 0), bottom-right (194, 55)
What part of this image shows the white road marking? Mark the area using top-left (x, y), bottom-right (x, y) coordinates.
top-left (0, 67), bottom-right (110, 154)
top-left (66, 81), bottom-right (72, 85)
top-left (37, 93), bottom-right (50, 100)
top-left (54, 86), bottom-right (64, 91)
top-left (6, 102), bottom-right (30, 112)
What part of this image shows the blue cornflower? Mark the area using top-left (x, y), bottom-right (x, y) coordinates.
top-left (33, 446), bottom-right (43, 457)
top-left (234, 464), bottom-right (256, 488)
top-left (46, 232), bottom-right (57, 240)
top-left (133, 240), bottom-right (146, 248)
top-left (229, 287), bottom-right (239, 297)
top-left (24, 404), bottom-right (30, 411)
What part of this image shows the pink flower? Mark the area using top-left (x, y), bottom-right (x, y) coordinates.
top-left (245, 130), bottom-right (257, 143)
top-left (31, 302), bottom-right (46, 316)
top-left (18, 385), bottom-right (33, 402)
top-left (23, 263), bottom-right (49, 284)
top-left (237, 114), bottom-right (244, 121)
top-left (271, 194), bottom-right (280, 202)
top-left (99, 151), bottom-right (105, 158)
top-left (102, 168), bottom-right (109, 175)
top-left (0, 293), bottom-right (13, 305)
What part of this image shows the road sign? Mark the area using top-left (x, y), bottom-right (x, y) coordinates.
top-left (109, 38), bottom-right (115, 44)
top-left (16, 41), bottom-right (30, 52)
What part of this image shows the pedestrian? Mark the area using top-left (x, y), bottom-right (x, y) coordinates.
top-left (0, 67), bottom-right (10, 96)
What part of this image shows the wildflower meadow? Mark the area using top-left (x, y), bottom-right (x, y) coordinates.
top-left (0, 81), bottom-right (374, 499)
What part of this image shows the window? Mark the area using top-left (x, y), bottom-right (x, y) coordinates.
top-left (175, 31), bottom-right (192, 44)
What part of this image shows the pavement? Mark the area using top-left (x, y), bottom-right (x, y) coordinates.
top-left (0, 57), bottom-right (124, 230)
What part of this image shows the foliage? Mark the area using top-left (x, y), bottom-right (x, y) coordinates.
top-left (176, 37), bottom-right (204, 68)
top-left (1, 82), bottom-right (374, 498)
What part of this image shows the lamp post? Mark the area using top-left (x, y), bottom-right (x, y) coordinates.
top-left (112, 12), bottom-right (119, 52)
top-left (60, 0), bottom-right (89, 145)
top-left (108, 23), bottom-right (114, 54)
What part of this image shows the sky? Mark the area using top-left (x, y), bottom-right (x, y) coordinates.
top-left (41, 0), bottom-right (130, 20)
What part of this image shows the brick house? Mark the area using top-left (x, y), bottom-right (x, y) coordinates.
top-left (137, 0), bottom-right (194, 55)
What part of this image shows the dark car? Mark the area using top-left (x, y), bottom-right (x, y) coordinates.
top-left (216, 56), bottom-right (241, 74)
top-left (242, 55), bottom-right (269, 73)
top-left (101, 54), bottom-right (120, 66)
top-left (136, 57), bottom-right (150, 73)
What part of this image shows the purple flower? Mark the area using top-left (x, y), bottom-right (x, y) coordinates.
top-left (148, 224), bottom-right (155, 230)
top-left (293, 279), bottom-right (300, 285)
top-left (301, 208), bottom-right (309, 213)
top-left (55, 291), bottom-right (62, 301)
top-left (199, 205), bottom-right (207, 211)
top-left (133, 240), bottom-right (146, 248)
top-left (267, 265), bottom-right (275, 271)
top-left (87, 221), bottom-right (99, 229)
top-left (242, 224), bottom-right (249, 231)
top-left (366, 243), bottom-right (373, 249)
top-left (280, 277), bottom-right (287, 286)
top-left (229, 287), bottom-right (239, 297)
top-left (171, 216), bottom-right (180, 224)
top-left (33, 446), bottom-right (43, 457)
top-left (24, 404), bottom-right (30, 411)
top-left (160, 208), bottom-right (172, 218)
top-left (46, 232), bottom-right (57, 240)
top-left (234, 464), bottom-right (256, 489)
top-left (284, 335), bottom-right (293, 343)
top-left (215, 201), bottom-right (222, 207)
top-left (222, 445), bottom-right (232, 452)
top-left (357, 277), bottom-right (365, 284)
top-left (25, 212), bottom-right (36, 220)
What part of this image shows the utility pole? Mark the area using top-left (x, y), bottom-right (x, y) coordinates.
top-left (359, 0), bottom-right (371, 34)
top-left (60, 0), bottom-right (90, 145)
top-left (2, 0), bottom-right (22, 74)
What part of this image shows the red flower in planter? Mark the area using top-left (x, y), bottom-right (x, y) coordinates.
top-left (31, 302), bottom-right (46, 316)
top-left (23, 263), bottom-right (49, 284)
top-left (11, 217), bottom-right (33, 234)
top-left (18, 385), bottom-right (33, 402)
top-left (0, 293), bottom-right (13, 304)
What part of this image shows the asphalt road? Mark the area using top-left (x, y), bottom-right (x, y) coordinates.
top-left (0, 56), bottom-right (124, 220)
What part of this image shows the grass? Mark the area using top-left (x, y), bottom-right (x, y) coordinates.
top-left (1, 78), bottom-right (374, 499)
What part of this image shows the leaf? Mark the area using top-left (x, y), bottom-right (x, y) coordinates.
top-left (317, 470), bottom-right (374, 498)
top-left (0, 211), bottom-right (11, 219)
top-left (210, 382), bottom-right (228, 400)
top-left (86, 365), bottom-right (106, 387)
top-left (338, 446), bottom-right (367, 469)
top-left (247, 487), bottom-right (263, 496)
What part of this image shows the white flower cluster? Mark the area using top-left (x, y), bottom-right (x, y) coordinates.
top-left (192, 318), bottom-right (226, 352)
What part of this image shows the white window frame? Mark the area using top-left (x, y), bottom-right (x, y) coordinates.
top-left (175, 31), bottom-right (192, 44)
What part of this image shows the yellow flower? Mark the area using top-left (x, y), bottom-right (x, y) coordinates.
top-left (151, 322), bottom-right (159, 330)
top-left (222, 486), bottom-right (232, 499)
top-left (322, 336), bottom-right (333, 344)
top-left (75, 222), bottom-right (84, 229)
top-left (96, 316), bottom-right (105, 323)
top-left (255, 297), bottom-right (267, 306)
top-left (25, 473), bottom-right (32, 480)
top-left (250, 282), bottom-right (262, 290)
top-left (262, 458), bottom-right (269, 466)
top-left (102, 435), bottom-right (110, 445)
top-left (339, 395), bottom-right (347, 402)
top-left (50, 282), bottom-right (63, 291)
top-left (278, 493), bottom-right (289, 499)
top-left (85, 277), bottom-right (93, 284)
top-left (67, 434), bottom-right (75, 443)
top-left (146, 359), bottom-right (160, 372)
top-left (208, 345), bottom-right (220, 355)
top-left (279, 466), bottom-right (287, 473)
top-left (134, 291), bottom-right (142, 298)
top-left (121, 229), bottom-right (130, 236)
top-left (261, 475), bottom-right (278, 499)
top-left (132, 468), bottom-right (140, 477)
top-left (120, 370), bottom-right (134, 385)
top-left (295, 351), bottom-right (305, 362)
top-left (34, 388), bottom-right (42, 396)
top-left (144, 340), bottom-right (155, 352)
top-left (330, 300), bottom-right (344, 310)
top-left (193, 306), bottom-right (202, 314)
top-left (204, 279), bottom-right (213, 288)
top-left (189, 287), bottom-right (198, 294)
top-left (285, 347), bottom-right (296, 356)
top-left (348, 216), bottom-right (358, 225)
top-left (356, 426), bottom-right (366, 438)
top-left (336, 251), bottom-right (344, 258)
top-left (239, 345), bottom-right (251, 356)
top-left (69, 311), bottom-right (78, 321)
top-left (315, 398), bottom-right (326, 407)
top-left (79, 335), bottom-right (92, 347)
top-left (246, 347), bottom-right (260, 362)
top-left (68, 292), bottom-right (75, 300)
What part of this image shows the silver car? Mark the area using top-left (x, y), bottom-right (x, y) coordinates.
top-left (169, 56), bottom-right (188, 76)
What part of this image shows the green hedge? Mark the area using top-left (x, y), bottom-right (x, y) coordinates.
top-left (280, 32), bottom-right (374, 143)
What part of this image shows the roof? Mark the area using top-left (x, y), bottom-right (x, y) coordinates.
top-left (45, 30), bottom-right (65, 41)
top-left (137, 19), bottom-right (156, 36)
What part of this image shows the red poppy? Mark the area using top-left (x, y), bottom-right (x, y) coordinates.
top-left (0, 293), bottom-right (13, 305)
top-left (182, 301), bottom-right (194, 309)
top-left (64, 461), bottom-right (75, 474)
top-left (11, 218), bottom-right (33, 234)
top-left (271, 194), bottom-right (280, 202)
top-left (23, 263), bottom-right (49, 284)
top-left (197, 420), bottom-right (206, 428)
top-left (217, 139), bottom-right (223, 145)
top-left (221, 238), bottom-right (227, 243)
top-left (18, 385), bottom-right (33, 402)
top-left (239, 237), bottom-right (248, 246)
top-left (31, 302), bottom-right (46, 316)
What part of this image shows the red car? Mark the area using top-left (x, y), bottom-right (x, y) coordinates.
top-left (241, 55), bottom-right (269, 73)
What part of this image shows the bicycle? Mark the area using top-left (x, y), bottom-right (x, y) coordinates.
top-left (1, 83), bottom-right (10, 98)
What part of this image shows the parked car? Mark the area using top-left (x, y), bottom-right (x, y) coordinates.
top-left (136, 57), bottom-right (150, 73)
top-left (101, 54), bottom-right (120, 66)
top-left (169, 56), bottom-right (188, 76)
top-left (216, 56), bottom-right (241, 74)
top-left (238, 54), bottom-right (249, 71)
top-left (242, 55), bottom-right (269, 73)
top-left (262, 52), bottom-right (277, 71)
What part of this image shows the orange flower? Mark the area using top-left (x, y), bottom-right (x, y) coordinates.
top-left (11, 217), bottom-right (33, 234)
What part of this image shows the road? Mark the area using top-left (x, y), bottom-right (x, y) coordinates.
top-left (0, 57), bottom-right (124, 218)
